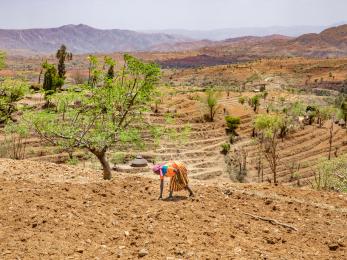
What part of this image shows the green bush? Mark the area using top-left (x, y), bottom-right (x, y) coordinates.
top-left (249, 95), bottom-right (260, 112)
top-left (238, 96), bottom-right (246, 105)
top-left (0, 79), bottom-right (29, 124)
top-left (67, 156), bottom-right (79, 166)
top-left (312, 154), bottom-right (347, 192)
top-left (225, 116), bottom-right (241, 135)
top-left (220, 143), bottom-right (231, 155)
top-left (111, 152), bottom-right (126, 165)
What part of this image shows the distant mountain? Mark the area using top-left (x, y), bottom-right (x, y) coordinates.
top-left (0, 24), bottom-right (189, 54)
top-left (146, 25), bottom-right (328, 41)
top-left (157, 24), bottom-right (347, 68)
top-left (1, 23), bottom-right (347, 59)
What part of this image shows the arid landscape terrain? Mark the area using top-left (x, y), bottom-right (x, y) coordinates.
top-left (1, 1), bottom-right (347, 259)
top-left (0, 159), bottom-right (346, 259)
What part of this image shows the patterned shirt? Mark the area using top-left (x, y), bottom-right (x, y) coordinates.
top-left (159, 163), bottom-right (177, 180)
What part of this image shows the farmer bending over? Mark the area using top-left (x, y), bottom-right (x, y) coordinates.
top-left (152, 161), bottom-right (194, 200)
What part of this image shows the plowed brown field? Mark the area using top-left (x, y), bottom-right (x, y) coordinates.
top-left (0, 159), bottom-right (346, 259)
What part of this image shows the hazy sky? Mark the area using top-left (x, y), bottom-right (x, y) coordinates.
top-left (0, 0), bottom-right (346, 30)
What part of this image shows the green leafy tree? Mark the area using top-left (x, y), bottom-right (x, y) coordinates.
top-left (238, 96), bottom-right (246, 105)
top-left (254, 114), bottom-right (284, 184)
top-left (201, 88), bottom-right (221, 122)
top-left (289, 101), bottom-right (306, 117)
top-left (25, 54), bottom-right (160, 180)
top-left (316, 106), bottom-right (336, 128)
top-left (0, 51), bottom-right (6, 69)
top-left (306, 105), bottom-right (317, 125)
top-left (42, 61), bottom-right (63, 102)
top-left (87, 55), bottom-right (99, 87)
top-left (341, 99), bottom-right (347, 124)
top-left (56, 45), bottom-right (72, 79)
top-left (250, 95), bottom-right (260, 113)
top-left (225, 116), bottom-right (241, 135)
top-left (104, 56), bottom-right (115, 81)
top-left (0, 79), bottom-right (29, 124)
top-left (313, 154), bottom-right (347, 192)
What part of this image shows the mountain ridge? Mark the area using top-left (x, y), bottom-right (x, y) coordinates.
top-left (1, 24), bottom-right (347, 58)
top-left (0, 24), bottom-right (189, 54)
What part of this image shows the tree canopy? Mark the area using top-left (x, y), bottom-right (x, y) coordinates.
top-left (25, 54), bottom-right (161, 180)
top-left (0, 79), bottom-right (29, 124)
top-left (0, 51), bottom-right (5, 69)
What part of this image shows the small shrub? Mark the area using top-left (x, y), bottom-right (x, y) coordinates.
top-left (312, 155), bottom-right (347, 192)
top-left (200, 88), bottom-right (221, 122)
top-left (67, 156), bottom-right (79, 166)
top-left (4, 122), bottom-right (29, 160)
top-left (0, 79), bottom-right (29, 123)
top-left (249, 95), bottom-right (260, 112)
top-left (220, 143), bottom-right (231, 155)
top-left (111, 152), bottom-right (126, 165)
top-left (238, 96), bottom-right (246, 105)
top-left (225, 116), bottom-right (241, 135)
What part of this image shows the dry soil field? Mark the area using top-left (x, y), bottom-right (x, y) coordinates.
top-left (0, 158), bottom-right (346, 259)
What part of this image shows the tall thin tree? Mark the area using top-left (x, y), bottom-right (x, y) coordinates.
top-left (56, 45), bottom-right (72, 79)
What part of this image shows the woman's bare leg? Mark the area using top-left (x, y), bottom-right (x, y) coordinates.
top-left (186, 185), bottom-right (194, 197)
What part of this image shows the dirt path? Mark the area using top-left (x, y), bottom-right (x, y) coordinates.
top-left (0, 159), bottom-right (346, 259)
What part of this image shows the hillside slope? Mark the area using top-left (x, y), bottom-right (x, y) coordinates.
top-left (156, 24), bottom-right (347, 67)
top-left (0, 159), bottom-right (346, 259)
top-left (0, 24), bottom-right (187, 54)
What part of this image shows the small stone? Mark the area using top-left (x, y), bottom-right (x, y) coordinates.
top-left (265, 237), bottom-right (276, 244)
top-left (175, 248), bottom-right (185, 256)
top-left (186, 252), bottom-right (195, 257)
top-left (265, 199), bottom-right (273, 205)
top-left (124, 231), bottom-right (130, 237)
top-left (328, 243), bottom-right (339, 251)
top-left (3, 250), bottom-right (11, 255)
top-left (263, 228), bottom-right (270, 234)
top-left (118, 246), bottom-right (126, 250)
top-left (272, 205), bottom-right (280, 211)
top-left (223, 189), bottom-right (233, 196)
top-left (76, 248), bottom-right (84, 253)
top-left (138, 248), bottom-right (148, 257)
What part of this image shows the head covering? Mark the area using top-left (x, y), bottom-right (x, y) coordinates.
top-left (152, 163), bottom-right (165, 174)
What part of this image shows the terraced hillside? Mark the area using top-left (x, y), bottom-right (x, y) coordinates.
top-left (144, 94), bottom-right (230, 181)
top-left (1, 90), bottom-right (346, 186)
top-left (243, 123), bottom-right (347, 185)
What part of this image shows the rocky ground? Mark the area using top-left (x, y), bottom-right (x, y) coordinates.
top-left (0, 158), bottom-right (346, 259)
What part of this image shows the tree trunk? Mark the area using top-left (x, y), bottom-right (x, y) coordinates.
top-left (92, 149), bottom-right (112, 180)
top-left (273, 160), bottom-right (277, 184)
top-left (328, 121), bottom-right (333, 160)
top-left (38, 69), bottom-right (43, 84)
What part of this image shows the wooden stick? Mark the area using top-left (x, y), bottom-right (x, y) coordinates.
top-left (244, 212), bottom-right (298, 231)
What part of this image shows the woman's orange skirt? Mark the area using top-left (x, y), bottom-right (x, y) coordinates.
top-left (169, 162), bottom-right (189, 192)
